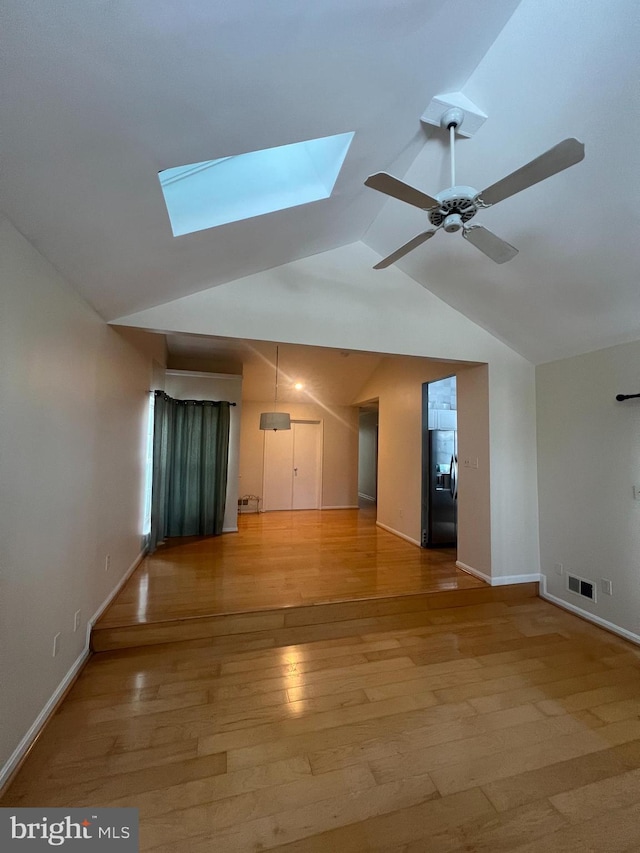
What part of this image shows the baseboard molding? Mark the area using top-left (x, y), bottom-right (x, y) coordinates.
top-left (457, 561), bottom-right (541, 587)
top-left (456, 561), bottom-right (492, 584)
top-left (492, 572), bottom-right (542, 586)
top-left (540, 576), bottom-right (640, 646)
top-left (322, 505), bottom-right (360, 510)
top-left (376, 521), bottom-right (420, 548)
top-left (0, 548), bottom-right (147, 796)
top-left (223, 526), bottom-right (239, 533)
top-left (87, 549), bottom-right (147, 642)
top-left (0, 645), bottom-right (90, 793)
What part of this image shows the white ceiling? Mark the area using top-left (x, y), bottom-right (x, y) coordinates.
top-left (2, 0), bottom-right (639, 365)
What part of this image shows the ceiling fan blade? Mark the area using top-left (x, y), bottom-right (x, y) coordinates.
top-left (463, 225), bottom-right (518, 264)
top-left (373, 230), bottom-right (437, 269)
top-left (478, 138), bottom-right (585, 207)
top-left (365, 172), bottom-right (439, 211)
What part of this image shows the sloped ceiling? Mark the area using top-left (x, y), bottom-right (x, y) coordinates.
top-left (2, 0), bottom-right (638, 365)
top-left (167, 336), bottom-right (389, 405)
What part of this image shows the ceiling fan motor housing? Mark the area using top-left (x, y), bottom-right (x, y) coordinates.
top-left (429, 185), bottom-right (478, 228)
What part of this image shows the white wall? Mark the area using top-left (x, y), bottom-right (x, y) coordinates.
top-left (537, 341), bottom-right (640, 641)
top-left (457, 365), bottom-right (492, 579)
top-left (115, 241), bottom-right (541, 584)
top-left (163, 370), bottom-right (242, 532)
top-left (353, 357), bottom-right (491, 566)
top-left (239, 400), bottom-right (358, 509)
top-left (0, 218), bottom-right (164, 784)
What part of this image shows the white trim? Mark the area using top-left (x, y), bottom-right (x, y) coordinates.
top-left (376, 521), bottom-right (420, 547)
top-left (86, 550), bottom-right (147, 644)
top-left (456, 560), bottom-right (492, 584)
top-left (0, 549), bottom-right (147, 793)
top-left (0, 646), bottom-right (91, 791)
top-left (222, 526), bottom-right (239, 533)
top-left (456, 561), bottom-right (541, 587)
top-left (164, 369), bottom-right (242, 380)
top-left (540, 576), bottom-right (640, 646)
top-left (321, 505), bottom-right (360, 510)
top-left (491, 573), bottom-right (542, 586)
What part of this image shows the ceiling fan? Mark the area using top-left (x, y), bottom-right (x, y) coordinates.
top-left (364, 108), bottom-right (585, 269)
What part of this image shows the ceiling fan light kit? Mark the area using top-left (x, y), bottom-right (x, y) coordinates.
top-left (366, 98), bottom-right (585, 268)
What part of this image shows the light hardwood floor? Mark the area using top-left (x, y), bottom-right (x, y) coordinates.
top-left (97, 507), bottom-right (483, 629)
top-left (4, 596), bottom-right (640, 851)
top-left (5, 511), bottom-right (640, 849)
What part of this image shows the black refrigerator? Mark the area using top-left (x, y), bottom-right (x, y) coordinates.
top-left (422, 429), bottom-right (457, 547)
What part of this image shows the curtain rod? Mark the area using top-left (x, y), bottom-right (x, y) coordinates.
top-left (152, 390), bottom-right (236, 405)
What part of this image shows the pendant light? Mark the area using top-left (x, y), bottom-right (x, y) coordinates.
top-left (259, 345), bottom-right (291, 431)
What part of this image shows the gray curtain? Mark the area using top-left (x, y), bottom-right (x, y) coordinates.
top-left (150, 392), bottom-right (231, 553)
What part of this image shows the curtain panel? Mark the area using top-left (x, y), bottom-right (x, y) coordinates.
top-left (150, 392), bottom-right (231, 553)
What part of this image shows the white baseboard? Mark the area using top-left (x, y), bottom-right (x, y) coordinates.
top-left (223, 526), bottom-right (239, 533)
top-left (492, 572), bottom-right (542, 586)
top-left (456, 561), bottom-right (492, 584)
top-left (540, 576), bottom-right (640, 646)
top-left (322, 505), bottom-right (360, 510)
top-left (457, 561), bottom-right (541, 587)
top-left (0, 548), bottom-right (147, 794)
top-left (87, 549), bottom-right (147, 644)
top-left (0, 646), bottom-right (91, 791)
top-left (376, 521), bottom-right (420, 548)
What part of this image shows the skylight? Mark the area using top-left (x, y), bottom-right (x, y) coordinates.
top-left (158, 131), bottom-right (355, 237)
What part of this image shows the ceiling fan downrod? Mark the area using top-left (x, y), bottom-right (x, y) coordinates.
top-left (441, 108), bottom-right (465, 232)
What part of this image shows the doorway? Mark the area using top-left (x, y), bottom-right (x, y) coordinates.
top-left (358, 406), bottom-right (378, 507)
top-left (263, 420), bottom-right (323, 510)
top-left (421, 376), bottom-right (458, 547)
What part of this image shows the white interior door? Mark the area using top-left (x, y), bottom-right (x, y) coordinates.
top-left (263, 428), bottom-right (294, 510)
top-left (292, 422), bottom-right (322, 509)
top-left (263, 421), bottom-right (322, 511)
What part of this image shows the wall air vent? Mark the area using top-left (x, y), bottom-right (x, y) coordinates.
top-left (567, 573), bottom-right (596, 602)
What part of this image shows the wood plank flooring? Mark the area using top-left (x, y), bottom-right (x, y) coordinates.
top-left (97, 508), bottom-right (483, 629)
top-left (5, 596), bottom-right (640, 851)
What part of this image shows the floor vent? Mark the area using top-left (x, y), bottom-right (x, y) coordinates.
top-left (567, 573), bottom-right (596, 602)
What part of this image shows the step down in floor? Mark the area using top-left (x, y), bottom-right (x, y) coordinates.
top-left (91, 583), bottom-right (539, 653)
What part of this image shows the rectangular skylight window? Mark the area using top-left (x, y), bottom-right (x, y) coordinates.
top-left (158, 131), bottom-right (355, 237)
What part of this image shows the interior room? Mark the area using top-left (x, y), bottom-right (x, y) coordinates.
top-left (1, 0), bottom-right (639, 849)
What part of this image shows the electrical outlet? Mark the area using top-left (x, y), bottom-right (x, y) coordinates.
top-left (601, 578), bottom-right (613, 595)
top-left (52, 633), bottom-right (60, 657)
top-left (554, 562), bottom-right (564, 576)
top-left (74, 609), bottom-right (81, 632)
top-left (105, 554), bottom-right (111, 572)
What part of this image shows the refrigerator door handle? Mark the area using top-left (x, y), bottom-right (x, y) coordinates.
top-left (450, 454), bottom-right (458, 500)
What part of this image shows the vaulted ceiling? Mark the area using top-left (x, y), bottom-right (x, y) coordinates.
top-left (2, 0), bottom-right (638, 366)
